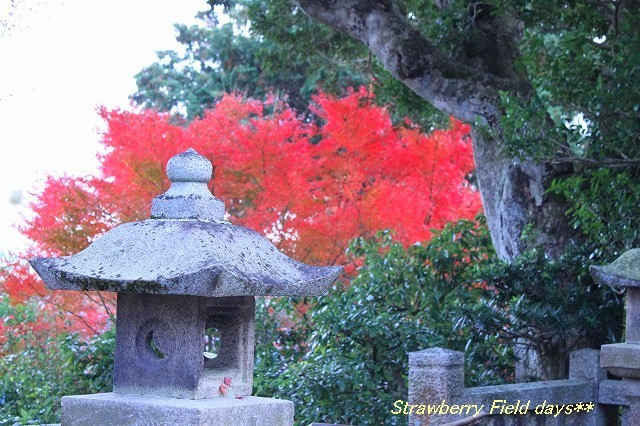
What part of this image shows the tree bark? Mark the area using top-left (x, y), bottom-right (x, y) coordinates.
top-left (297, 0), bottom-right (523, 125)
top-left (297, 0), bottom-right (574, 261)
top-left (472, 128), bottom-right (574, 260)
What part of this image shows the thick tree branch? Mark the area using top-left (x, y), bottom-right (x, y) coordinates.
top-left (296, 0), bottom-right (527, 125)
top-left (550, 157), bottom-right (640, 168)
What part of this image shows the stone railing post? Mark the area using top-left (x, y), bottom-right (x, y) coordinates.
top-left (591, 249), bottom-right (640, 425)
top-left (569, 349), bottom-right (615, 425)
top-left (408, 348), bottom-right (465, 426)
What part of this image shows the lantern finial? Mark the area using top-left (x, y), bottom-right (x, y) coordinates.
top-left (151, 148), bottom-right (225, 221)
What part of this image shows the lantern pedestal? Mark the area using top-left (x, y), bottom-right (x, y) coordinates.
top-left (61, 393), bottom-right (293, 426)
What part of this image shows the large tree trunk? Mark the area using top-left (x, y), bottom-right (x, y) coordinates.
top-left (471, 129), bottom-right (574, 260)
top-left (297, 0), bottom-right (578, 380)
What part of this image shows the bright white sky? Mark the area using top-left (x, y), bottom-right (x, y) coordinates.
top-left (0, 0), bottom-right (206, 255)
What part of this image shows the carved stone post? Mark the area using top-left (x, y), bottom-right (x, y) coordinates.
top-left (408, 348), bottom-right (465, 425)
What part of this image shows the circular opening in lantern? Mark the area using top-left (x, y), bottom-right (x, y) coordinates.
top-left (136, 319), bottom-right (176, 365)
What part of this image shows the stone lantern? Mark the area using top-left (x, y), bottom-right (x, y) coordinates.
top-left (30, 149), bottom-right (342, 425)
top-left (591, 249), bottom-right (640, 422)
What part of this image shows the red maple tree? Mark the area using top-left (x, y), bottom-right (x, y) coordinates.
top-left (2, 87), bottom-right (481, 334)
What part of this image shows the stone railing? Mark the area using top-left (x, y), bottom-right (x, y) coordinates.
top-left (407, 347), bottom-right (620, 425)
top-left (406, 249), bottom-right (640, 426)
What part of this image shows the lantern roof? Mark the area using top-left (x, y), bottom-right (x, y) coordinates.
top-left (30, 149), bottom-right (342, 297)
top-left (590, 248), bottom-right (640, 288)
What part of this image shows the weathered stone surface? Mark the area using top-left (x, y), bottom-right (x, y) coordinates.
top-left (198, 296), bottom-right (254, 398)
top-left (113, 293), bottom-right (255, 399)
top-left (30, 219), bottom-right (342, 296)
top-left (61, 393), bottom-right (294, 426)
top-left (625, 288), bottom-right (640, 343)
top-left (601, 343), bottom-right (640, 379)
top-left (598, 379), bottom-right (627, 405)
top-left (592, 250), bottom-right (640, 424)
top-left (591, 249), bottom-right (640, 343)
top-left (408, 348), bottom-right (465, 426)
top-left (114, 293), bottom-right (205, 399)
top-left (409, 347), bottom-right (464, 368)
top-left (590, 249), bottom-right (640, 288)
top-left (569, 349), bottom-right (607, 382)
top-left (408, 347), bottom-right (607, 426)
top-left (151, 148), bottom-right (225, 221)
top-left (30, 148), bottom-right (336, 423)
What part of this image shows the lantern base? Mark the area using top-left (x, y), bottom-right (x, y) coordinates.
top-left (61, 393), bottom-right (293, 426)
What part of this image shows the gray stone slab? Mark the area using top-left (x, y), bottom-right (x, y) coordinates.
top-left (461, 378), bottom-right (595, 406)
top-left (409, 347), bottom-right (464, 367)
top-left (29, 147), bottom-right (335, 421)
top-left (598, 379), bottom-right (627, 405)
top-left (408, 348), bottom-right (465, 426)
top-left (61, 393), bottom-right (293, 426)
top-left (408, 347), bottom-right (608, 425)
top-left (569, 349), bottom-right (607, 382)
top-left (114, 293), bottom-right (205, 399)
top-left (601, 343), bottom-right (640, 379)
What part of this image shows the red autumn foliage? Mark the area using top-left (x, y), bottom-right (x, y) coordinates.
top-left (3, 87), bottom-right (481, 334)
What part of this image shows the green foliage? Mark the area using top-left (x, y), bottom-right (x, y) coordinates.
top-left (254, 296), bottom-right (313, 397)
top-left (235, 0), bottom-right (640, 258)
top-left (0, 297), bottom-right (114, 425)
top-left (493, 2), bottom-right (640, 258)
top-left (0, 219), bottom-right (623, 426)
top-left (236, 0), bottom-right (368, 94)
top-left (372, 72), bottom-right (449, 129)
top-left (500, 2), bottom-right (640, 159)
top-left (4, 2), bottom-right (636, 422)
top-left (132, 3), bottom-right (367, 120)
top-left (181, 1), bottom-right (640, 256)
top-left (468, 243), bottom-right (623, 380)
top-left (237, 0), bottom-right (450, 127)
top-left (399, 0), bottom-right (491, 57)
top-left (255, 218), bottom-right (516, 425)
top-left (253, 216), bottom-right (624, 423)
top-left (549, 169), bottom-right (640, 255)
top-left (134, 1), bottom-right (450, 127)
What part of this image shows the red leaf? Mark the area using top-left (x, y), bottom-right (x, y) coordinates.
top-left (5, 87), bottom-right (481, 340)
